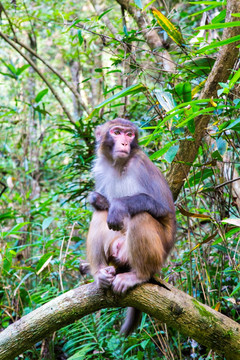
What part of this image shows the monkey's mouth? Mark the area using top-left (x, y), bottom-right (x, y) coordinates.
top-left (116, 150), bottom-right (129, 156)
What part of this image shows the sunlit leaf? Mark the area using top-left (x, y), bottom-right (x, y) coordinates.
top-left (134, 0), bottom-right (143, 10)
top-left (197, 21), bottom-right (240, 30)
top-left (216, 138), bottom-right (227, 155)
top-left (95, 83), bottom-right (147, 109)
top-left (229, 67), bottom-right (240, 89)
top-left (221, 218), bottom-right (240, 227)
top-left (230, 283), bottom-right (240, 296)
top-left (35, 89), bottom-right (49, 103)
top-left (42, 217), bottom-right (54, 231)
top-left (36, 254), bottom-right (53, 275)
top-left (164, 144), bottom-right (179, 163)
top-left (197, 34), bottom-right (240, 54)
top-left (151, 7), bottom-right (184, 46)
top-left (77, 29), bottom-right (84, 46)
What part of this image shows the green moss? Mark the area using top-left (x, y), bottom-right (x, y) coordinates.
top-left (192, 299), bottom-right (217, 323)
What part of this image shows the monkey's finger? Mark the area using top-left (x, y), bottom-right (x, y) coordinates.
top-left (112, 279), bottom-right (127, 294)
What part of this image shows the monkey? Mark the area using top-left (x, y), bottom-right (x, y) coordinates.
top-left (87, 118), bottom-right (176, 335)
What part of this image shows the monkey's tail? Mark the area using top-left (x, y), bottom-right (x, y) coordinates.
top-left (120, 307), bottom-right (142, 336)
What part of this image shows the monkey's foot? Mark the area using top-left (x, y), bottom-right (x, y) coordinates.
top-left (112, 272), bottom-right (145, 294)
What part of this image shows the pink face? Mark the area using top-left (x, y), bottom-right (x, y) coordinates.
top-left (111, 237), bottom-right (128, 264)
top-left (109, 126), bottom-right (135, 159)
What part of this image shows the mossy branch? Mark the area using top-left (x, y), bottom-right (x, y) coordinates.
top-left (0, 281), bottom-right (239, 360)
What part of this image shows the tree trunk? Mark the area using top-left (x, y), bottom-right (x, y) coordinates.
top-left (166, 0), bottom-right (240, 200)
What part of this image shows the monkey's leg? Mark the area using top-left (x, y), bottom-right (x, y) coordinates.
top-left (112, 213), bottom-right (166, 293)
top-left (87, 210), bottom-right (121, 288)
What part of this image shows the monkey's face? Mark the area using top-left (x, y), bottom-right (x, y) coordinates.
top-left (109, 126), bottom-right (136, 160)
top-left (110, 236), bottom-right (128, 265)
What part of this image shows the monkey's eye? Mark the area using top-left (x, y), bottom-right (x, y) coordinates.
top-left (113, 130), bottom-right (121, 135)
top-left (126, 132), bottom-right (133, 137)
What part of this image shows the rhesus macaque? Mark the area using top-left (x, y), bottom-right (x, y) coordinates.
top-left (87, 118), bottom-right (176, 335)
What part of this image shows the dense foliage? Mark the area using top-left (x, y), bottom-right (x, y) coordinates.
top-left (0, 0), bottom-right (239, 359)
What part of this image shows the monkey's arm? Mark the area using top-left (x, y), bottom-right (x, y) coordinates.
top-left (89, 192), bottom-right (109, 211)
top-left (108, 193), bottom-right (174, 231)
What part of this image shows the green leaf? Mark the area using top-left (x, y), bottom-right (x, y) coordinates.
top-left (230, 283), bottom-right (240, 296)
top-left (177, 105), bottom-right (226, 127)
top-left (77, 29), bottom-right (84, 46)
top-left (197, 34), bottom-right (240, 54)
top-left (211, 150), bottom-right (223, 161)
top-left (150, 140), bottom-right (178, 160)
top-left (36, 253), bottom-right (53, 273)
top-left (98, 8), bottom-right (112, 20)
top-left (216, 138), bottom-right (227, 155)
top-left (197, 21), bottom-right (240, 30)
top-left (2, 222), bottom-right (30, 238)
top-left (183, 82), bottom-right (192, 102)
top-left (35, 89), bottom-right (49, 103)
top-left (16, 64), bottom-right (30, 75)
top-left (42, 217), bottom-right (54, 231)
top-left (95, 83), bottom-right (147, 109)
top-left (190, 4), bottom-right (224, 18)
top-left (222, 117), bottom-right (240, 131)
top-left (229, 67), bottom-right (240, 89)
top-left (151, 7), bottom-right (184, 46)
top-left (184, 57), bottom-right (215, 78)
top-left (187, 168), bottom-right (214, 187)
top-left (3, 249), bottom-right (13, 274)
top-left (143, 0), bottom-right (156, 11)
top-left (189, 1), bottom-right (225, 4)
top-left (154, 90), bottom-right (176, 112)
top-left (164, 145), bottom-right (179, 163)
top-left (211, 9), bottom-right (226, 23)
top-left (134, 0), bottom-right (143, 9)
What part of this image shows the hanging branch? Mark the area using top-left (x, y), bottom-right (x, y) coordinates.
top-left (11, 37), bottom-right (89, 115)
top-left (0, 31), bottom-right (77, 127)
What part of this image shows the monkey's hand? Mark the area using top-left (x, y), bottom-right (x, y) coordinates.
top-left (96, 266), bottom-right (116, 289)
top-left (107, 199), bottom-right (129, 231)
top-left (89, 192), bottom-right (109, 211)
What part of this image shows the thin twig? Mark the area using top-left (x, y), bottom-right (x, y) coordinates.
top-left (0, 31), bottom-right (76, 127)
top-left (215, 177), bottom-right (240, 190)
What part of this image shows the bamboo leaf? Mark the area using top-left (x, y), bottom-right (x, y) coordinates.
top-left (229, 68), bottom-right (240, 89)
top-left (134, 0), bottom-right (143, 10)
top-left (35, 89), bottom-right (48, 103)
top-left (197, 34), bottom-right (240, 54)
top-left (197, 21), bottom-right (240, 30)
top-left (95, 83), bottom-right (147, 109)
top-left (151, 7), bottom-right (184, 46)
top-left (42, 217), bottom-right (54, 231)
top-left (77, 29), bottom-right (84, 46)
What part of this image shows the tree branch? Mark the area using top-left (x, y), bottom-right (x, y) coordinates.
top-left (0, 31), bottom-right (77, 127)
top-left (166, 0), bottom-right (240, 201)
top-left (115, 0), bottom-right (175, 72)
top-left (11, 37), bottom-right (89, 115)
top-left (0, 281), bottom-right (239, 360)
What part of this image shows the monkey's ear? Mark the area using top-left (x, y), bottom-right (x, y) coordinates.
top-left (95, 125), bottom-right (103, 142)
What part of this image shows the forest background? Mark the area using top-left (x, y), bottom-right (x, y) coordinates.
top-left (0, 0), bottom-right (239, 359)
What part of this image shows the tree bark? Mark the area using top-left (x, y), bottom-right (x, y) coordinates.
top-left (116, 0), bottom-right (175, 72)
top-left (0, 281), bottom-right (239, 360)
top-left (166, 0), bottom-right (240, 201)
